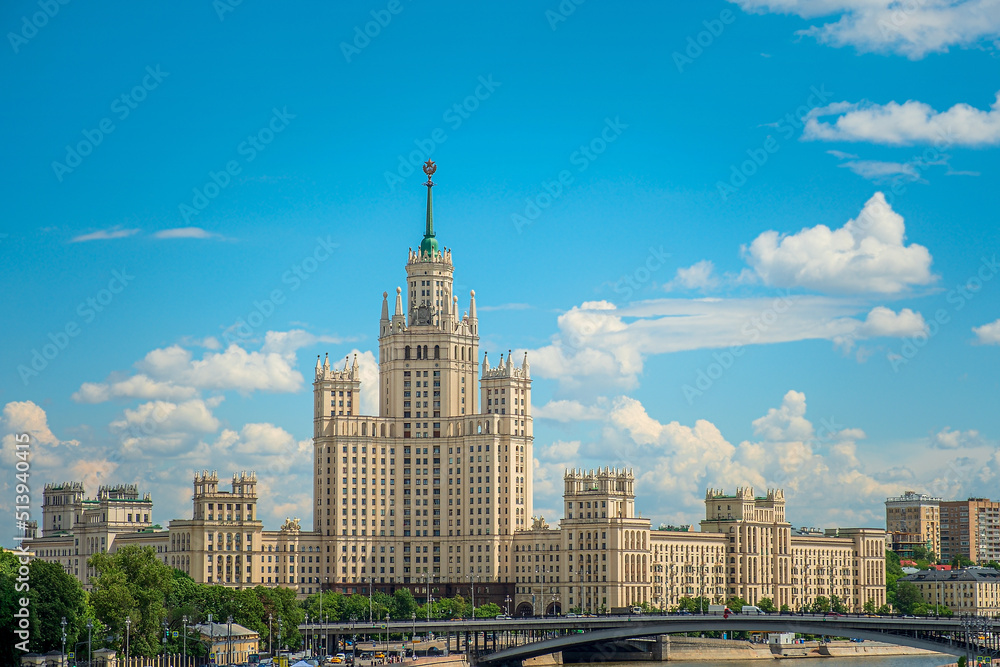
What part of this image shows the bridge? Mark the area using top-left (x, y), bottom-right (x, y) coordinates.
top-left (302, 614), bottom-right (999, 665)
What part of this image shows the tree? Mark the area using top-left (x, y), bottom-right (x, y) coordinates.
top-left (28, 560), bottom-right (88, 654)
top-left (894, 581), bottom-right (923, 615)
top-left (726, 596), bottom-right (748, 611)
top-left (254, 586), bottom-right (303, 651)
top-left (89, 546), bottom-right (175, 657)
top-left (779, 604), bottom-right (790, 613)
top-left (830, 595), bottom-right (848, 614)
top-left (757, 598), bottom-right (776, 613)
top-left (812, 596), bottom-right (831, 613)
top-left (951, 554), bottom-right (974, 569)
top-left (985, 560), bottom-right (1000, 571)
top-left (474, 603), bottom-right (501, 618)
top-left (391, 588), bottom-right (417, 620)
top-left (912, 545), bottom-right (937, 564)
top-left (863, 599), bottom-right (877, 615)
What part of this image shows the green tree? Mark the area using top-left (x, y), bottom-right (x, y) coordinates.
top-left (830, 595), bottom-right (848, 614)
top-left (89, 545), bottom-right (175, 657)
top-left (390, 588), bottom-right (417, 620)
top-left (757, 598), bottom-right (776, 613)
top-left (912, 545), bottom-right (937, 564)
top-left (863, 599), bottom-right (877, 615)
top-left (985, 560), bottom-right (1000, 571)
top-left (474, 602), bottom-right (502, 618)
top-left (254, 586), bottom-right (303, 651)
top-left (28, 559), bottom-right (88, 654)
top-left (894, 581), bottom-right (923, 615)
top-left (812, 596), bottom-right (831, 613)
top-left (726, 596), bottom-right (748, 611)
top-left (779, 604), bottom-right (790, 613)
top-left (951, 554), bottom-right (974, 569)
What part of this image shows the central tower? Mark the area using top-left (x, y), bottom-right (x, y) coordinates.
top-left (312, 161), bottom-right (533, 596)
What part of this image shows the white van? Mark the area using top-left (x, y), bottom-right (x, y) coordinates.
top-left (742, 605), bottom-right (765, 615)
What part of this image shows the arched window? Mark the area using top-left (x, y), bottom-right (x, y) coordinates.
top-left (405, 346), bottom-right (411, 360)
top-left (434, 345), bottom-right (440, 359)
top-left (461, 347), bottom-right (465, 360)
top-left (417, 346), bottom-right (422, 359)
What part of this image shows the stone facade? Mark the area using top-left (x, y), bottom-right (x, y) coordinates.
top-left (26, 168), bottom-right (886, 613)
top-left (902, 567), bottom-right (1000, 616)
top-left (885, 491), bottom-right (941, 558)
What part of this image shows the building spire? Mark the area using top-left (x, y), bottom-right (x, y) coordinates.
top-left (394, 286), bottom-right (403, 316)
top-left (419, 160), bottom-right (439, 260)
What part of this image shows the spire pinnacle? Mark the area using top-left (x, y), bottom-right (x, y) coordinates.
top-left (419, 160), bottom-right (439, 260)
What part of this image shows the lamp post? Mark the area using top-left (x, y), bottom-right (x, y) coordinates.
top-left (277, 614), bottom-right (282, 664)
top-left (411, 613), bottom-right (416, 644)
top-left (86, 619), bottom-right (93, 667)
top-left (504, 596), bottom-right (511, 617)
top-left (369, 577), bottom-right (374, 624)
top-left (227, 615), bottom-right (233, 666)
top-left (385, 613), bottom-right (390, 654)
top-left (470, 576), bottom-right (476, 620)
top-left (427, 574), bottom-right (433, 622)
top-left (268, 614), bottom-right (273, 659)
top-left (182, 615), bottom-right (188, 667)
top-left (61, 617), bottom-right (67, 667)
top-left (125, 617), bottom-right (131, 667)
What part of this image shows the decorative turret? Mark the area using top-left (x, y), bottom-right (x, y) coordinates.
top-left (419, 160), bottom-right (439, 260)
top-left (394, 287), bottom-right (403, 316)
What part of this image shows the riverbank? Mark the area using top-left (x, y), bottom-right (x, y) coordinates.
top-left (656, 636), bottom-right (948, 661)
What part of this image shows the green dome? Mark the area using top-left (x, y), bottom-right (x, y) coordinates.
top-left (420, 234), bottom-right (439, 258)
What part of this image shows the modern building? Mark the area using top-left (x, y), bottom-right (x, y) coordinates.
top-left (885, 491), bottom-right (941, 559)
top-left (940, 498), bottom-right (1000, 564)
top-left (902, 567), bottom-right (1000, 617)
top-left (26, 162), bottom-right (886, 614)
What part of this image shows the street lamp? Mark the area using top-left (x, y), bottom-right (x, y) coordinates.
top-left (125, 617), bottom-right (131, 666)
top-left (182, 615), bottom-right (188, 667)
top-left (369, 577), bottom-right (374, 624)
top-left (277, 614), bottom-right (282, 663)
top-left (268, 614), bottom-right (273, 659)
top-left (411, 613), bottom-right (416, 645)
top-left (427, 574), bottom-right (433, 622)
top-left (504, 596), bottom-right (511, 617)
top-left (227, 616), bottom-right (233, 665)
top-left (385, 613), bottom-right (390, 654)
top-left (470, 575), bottom-right (476, 620)
top-left (61, 617), bottom-right (67, 667)
top-left (86, 619), bottom-right (93, 667)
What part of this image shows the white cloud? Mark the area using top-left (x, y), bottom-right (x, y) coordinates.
top-left (744, 192), bottom-right (935, 294)
top-left (973, 319), bottom-right (1000, 345)
top-left (72, 374), bottom-right (198, 403)
top-left (152, 227), bottom-right (221, 240)
top-left (534, 400), bottom-right (605, 422)
top-left (0, 401), bottom-right (80, 467)
top-left (931, 426), bottom-right (985, 450)
top-left (70, 227), bottom-right (140, 243)
top-left (840, 159), bottom-right (920, 182)
top-left (110, 398), bottom-right (222, 455)
top-left (730, 1), bottom-right (1000, 59)
top-left (665, 260), bottom-right (719, 291)
top-left (804, 93), bottom-right (1000, 146)
top-left (136, 342), bottom-right (303, 394)
top-left (751, 390), bottom-right (815, 441)
top-left (857, 306), bottom-right (927, 337)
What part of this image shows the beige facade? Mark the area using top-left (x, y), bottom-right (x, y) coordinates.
top-left (26, 170), bottom-right (886, 613)
top-left (194, 622), bottom-right (259, 665)
top-left (940, 498), bottom-right (1000, 564)
top-left (903, 568), bottom-right (1000, 617)
top-left (885, 491), bottom-right (941, 558)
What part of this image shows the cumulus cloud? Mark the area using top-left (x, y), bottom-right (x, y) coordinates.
top-left (973, 319), bottom-right (1000, 345)
top-left (0, 401), bottom-right (80, 468)
top-left (856, 306), bottom-right (927, 337)
top-left (665, 260), bottom-right (719, 291)
top-left (804, 92), bottom-right (1000, 146)
top-left (534, 400), bottom-right (605, 422)
top-left (72, 374), bottom-right (198, 403)
top-left (110, 398), bottom-right (222, 455)
top-left (744, 192), bottom-right (936, 294)
top-left (730, 1), bottom-right (1000, 59)
top-left (70, 226), bottom-right (140, 243)
top-left (931, 427), bottom-right (985, 450)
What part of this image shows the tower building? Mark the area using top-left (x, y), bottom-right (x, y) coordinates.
top-left (311, 160), bottom-right (532, 597)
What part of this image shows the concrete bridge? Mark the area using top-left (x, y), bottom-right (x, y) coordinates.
top-left (303, 613), bottom-right (999, 665)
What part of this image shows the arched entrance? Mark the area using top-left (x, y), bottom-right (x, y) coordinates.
top-left (515, 602), bottom-right (534, 618)
top-left (545, 602), bottom-right (561, 616)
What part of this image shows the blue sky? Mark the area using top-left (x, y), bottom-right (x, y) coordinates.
top-left (3, 0), bottom-right (999, 541)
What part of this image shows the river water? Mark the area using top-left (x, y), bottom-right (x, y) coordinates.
top-left (595, 658), bottom-right (954, 667)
